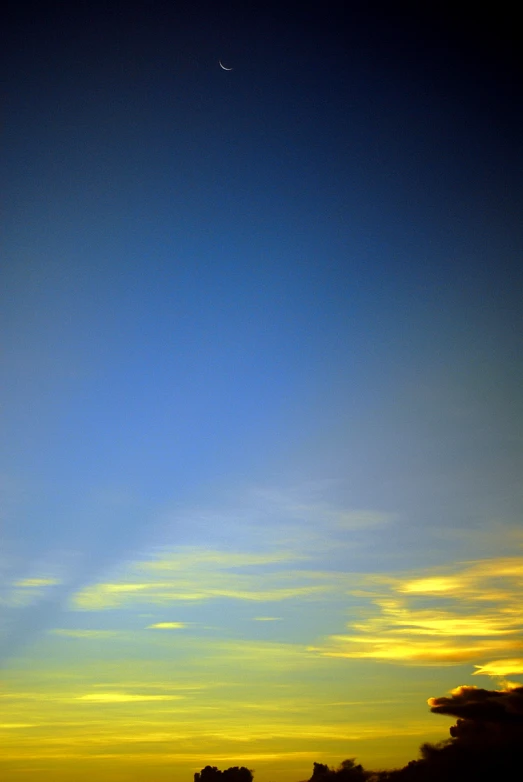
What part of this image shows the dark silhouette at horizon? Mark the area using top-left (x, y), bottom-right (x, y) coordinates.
top-left (195, 766), bottom-right (254, 782)
top-left (195, 683), bottom-right (523, 782)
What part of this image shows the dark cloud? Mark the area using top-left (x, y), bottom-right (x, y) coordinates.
top-left (429, 684), bottom-right (523, 723)
top-left (384, 683), bottom-right (523, 780)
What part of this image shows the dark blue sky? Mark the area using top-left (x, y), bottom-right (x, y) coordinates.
top-left (3, 2), bottom-right (522, 540)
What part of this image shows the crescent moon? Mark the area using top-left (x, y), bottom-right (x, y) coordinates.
top-left (219, 60), bottom-right (233, 71)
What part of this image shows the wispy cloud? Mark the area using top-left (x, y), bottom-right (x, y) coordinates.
top-left (76, 692), bottom-right (183, 703)
top-left (69, 546), bottom-right (332, 610)
top-left (72, 580), bottom-right (328, 609)
top-left (157, 486), bottom-right (395, 559)
top-left (61, 485), bottom-right (393, 618)
top-left (310, 635), bottom-right (522, 663)
top-left (147, 622), bottom-right (186, 629)
top-left (138, 549), bottom-right (306, 570)
top-left (205, 639), bottom-right (316, 670)
top-left (231, 487), bottom-right (395, 552)
top-left (0, 723), bottom-right (38, 729)
top-left (50, 629), bottom-right (122, 639)
top-left (310, 556), bottom-right (523, 666)
top-left (1, 576), bottom-right (62, 609)
top-left (473, 658), bottom-right (523, 676)
top-left (13, 578), bottom-right (61, 588)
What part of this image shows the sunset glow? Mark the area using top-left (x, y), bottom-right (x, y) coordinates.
top-left (2, 2), bottom-right (521, 781)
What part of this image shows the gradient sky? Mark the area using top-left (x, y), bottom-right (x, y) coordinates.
top-left (2, 2), bottom-right (522, 781)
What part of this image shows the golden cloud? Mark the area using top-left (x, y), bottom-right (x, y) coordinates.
top-left (147, 622), bottom-right (186, 629)
top-left (473, 659), bottom-right (523, 676)
top-left (351, 600), bottom-right (521, 637)
top-left (309, 636), bottom-right (523, 664)
top-left (398, 577), bottom-right (464, 595)
top-left (0, 723), bottom-right (38, 729)
top-left (312, 556), bottom-right (523, 667)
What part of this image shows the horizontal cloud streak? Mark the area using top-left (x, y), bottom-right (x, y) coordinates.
top-left (311, 556), bottom-right (523, 666)
top-left (147, 622), bottom-right (186, 629)
top-left (473, 658), bottom-right (523, 676)
top-left (77, 692), bottom-right (183, 703)
top-left (69, 545), bottom-right (336, 610)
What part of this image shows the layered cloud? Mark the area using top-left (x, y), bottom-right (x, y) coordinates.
top-left (69, 546), bottom-right (333, 610)
top-left (67, 492), bottom-right (393, 614)
top-left (65, 549), bottom-right (523, 672)
top-left (309, 557), bottom-right (523, 667)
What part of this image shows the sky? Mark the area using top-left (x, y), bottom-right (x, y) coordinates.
top-left (1, 1), bottom-right (522, 780)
